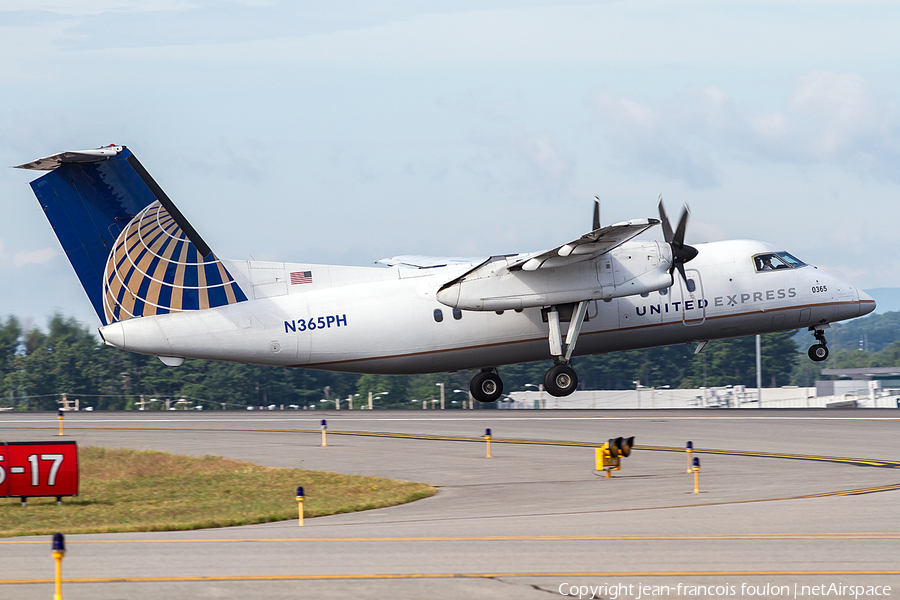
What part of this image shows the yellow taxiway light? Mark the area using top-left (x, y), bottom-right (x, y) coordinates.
top-left (52, 532), bottom-right (65, 600)
top-left (692, 457), bottom-right (701, 493)
top-left (295, 486), bottom-right (305, 527)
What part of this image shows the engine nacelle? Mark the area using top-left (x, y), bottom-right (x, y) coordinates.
top-left (436, 241), bottom-right (673, 311)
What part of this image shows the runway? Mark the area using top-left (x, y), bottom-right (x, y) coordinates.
top-left (2, 410), bottom-right (899, 599)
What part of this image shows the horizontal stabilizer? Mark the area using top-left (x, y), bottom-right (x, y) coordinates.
top-left (14, 146), bottom-right (126, 171)
top-left (376, 255), bottom-right (486, 269)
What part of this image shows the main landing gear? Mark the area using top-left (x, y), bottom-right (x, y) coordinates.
top-left (470, 369), bottom-right (504, 403)
top-left (539, 301), bottom-right (587, 398)
top-left (808, 325), bottom-right (830, 362)
top-left (468, 362), bottom-right (581, 403)
top-left (544, 364), bottom-right (578, 397)
top-left (468, 302), bottom-right (588, 403)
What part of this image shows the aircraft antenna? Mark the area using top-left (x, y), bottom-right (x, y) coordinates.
top-left (593, 195), bottom-right (601, 231)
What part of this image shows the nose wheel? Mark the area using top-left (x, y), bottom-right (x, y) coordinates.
top-left (808, 326), bottom-right (829, 362)
top-left (808, 344), bottom-right (829, 361)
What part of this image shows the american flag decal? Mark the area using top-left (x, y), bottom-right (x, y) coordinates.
top-left (290, 271), bottom-right (313, 285)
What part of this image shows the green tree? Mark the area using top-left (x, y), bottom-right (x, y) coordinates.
top-left (681, 332), bottom-right (797, 388)
top-left (0, 316), bottom-right (23, 407)
top-left (18, 315), bottom-right (104, 410)
top-left (822, 311), bottom-right (900, 352)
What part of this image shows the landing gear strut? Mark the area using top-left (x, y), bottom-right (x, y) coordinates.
top-left (468, 301), bottom-right (589, 402)
top-left (542, 301), bottom-right (589, 398)
top-left (808, 326), bottom-right (829, 362)
top-left (470, 368), bottom-right (503, 403)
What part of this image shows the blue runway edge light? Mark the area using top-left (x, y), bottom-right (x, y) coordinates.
top-left (52, 532), bottom-right (65, 552)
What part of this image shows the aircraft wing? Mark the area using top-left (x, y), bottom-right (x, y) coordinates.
top-left (508, 218), bottom-right (659, 272)
top-left (376, 255), bottom-right (487, 269)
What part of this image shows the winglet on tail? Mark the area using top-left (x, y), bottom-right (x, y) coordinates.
top-left (17, 145), bottom-right (247, 326)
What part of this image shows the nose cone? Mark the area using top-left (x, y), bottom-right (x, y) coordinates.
top-left (858, 289), bottom-right (877, 317)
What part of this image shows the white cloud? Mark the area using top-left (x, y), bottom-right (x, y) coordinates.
top-left (591, 72), bottom-right (900, 187)
top-left (760, 72), bottom-right (900, 177)
top-left (591, 89), bottom-right (721, 188)
top-left (508, 128), bottom-right (572, 179)
top-left (14, 247), bottom-right (59, 267)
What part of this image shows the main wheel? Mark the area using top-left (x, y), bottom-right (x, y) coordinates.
top-left (543, 365), bottom-right (578, 397)
top-left (808, 344), bottom-right (829, 362)
top-left (470, 371), bottom-right (503, 403)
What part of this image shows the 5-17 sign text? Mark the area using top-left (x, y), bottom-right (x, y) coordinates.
top-left (0, 441), bottom-right (79, 500)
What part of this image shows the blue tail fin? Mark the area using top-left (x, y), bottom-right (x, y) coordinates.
top-left (17, 145), bottom-right (247, 325)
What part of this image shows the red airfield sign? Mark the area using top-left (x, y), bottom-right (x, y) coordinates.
top-left (0, 441), bottom-right (79, 499)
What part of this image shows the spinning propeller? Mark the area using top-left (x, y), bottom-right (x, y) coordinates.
top-left (657, 195), bottom-right (698, 284)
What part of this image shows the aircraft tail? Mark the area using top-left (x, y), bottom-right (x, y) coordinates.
top-left (16, 145), bottom-right (247, 326)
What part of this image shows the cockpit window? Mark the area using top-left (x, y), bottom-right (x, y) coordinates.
top-left (776, 252), bottom-right (805, 268)
top-left (754, 252), bottom-right (806, 272)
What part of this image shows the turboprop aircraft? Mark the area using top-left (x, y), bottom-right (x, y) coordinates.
top-left (17, 145), bottom-right (876, 402)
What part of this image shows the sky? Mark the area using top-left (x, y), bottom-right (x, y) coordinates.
top-left (2, 1), bottom-right (900, 330)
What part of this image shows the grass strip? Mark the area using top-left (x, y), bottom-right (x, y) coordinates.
top-left (0, 447), bottom-right (434, 537)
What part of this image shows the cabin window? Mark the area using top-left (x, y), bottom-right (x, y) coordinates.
top-left (452, 308), bottom-right (462, 320)
top-left (433, 309), bottom-right (443, 322)
top-left (640, 292), bottom-right (649, 298)
top-left (686, 279), bottom-right (696, 293)
top-left (659, 288), bottom-right (668, 296)
top-left (495, 310), bottom-right (504, 315)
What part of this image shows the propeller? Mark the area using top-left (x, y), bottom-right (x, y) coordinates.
top-left (657, 195), bottom-right (698, 284)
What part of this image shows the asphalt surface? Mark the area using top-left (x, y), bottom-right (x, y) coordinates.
top-left (2, 409), bottom-right (899, 599)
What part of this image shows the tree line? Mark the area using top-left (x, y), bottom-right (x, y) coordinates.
top-left (0, 312), bottom-right (895, 411)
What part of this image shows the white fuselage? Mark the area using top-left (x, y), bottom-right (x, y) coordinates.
top-left (98, 240), bottom-right (874, 374)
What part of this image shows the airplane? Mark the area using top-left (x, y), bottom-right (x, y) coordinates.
top-left (16, 145), bottom-right (876, 403)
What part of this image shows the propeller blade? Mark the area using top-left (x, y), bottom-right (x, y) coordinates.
top-left (593, 196), bottom-right (601, 231)
top-left (675, 260), bottom-right (688, 284)
top-left (657, 196), bottom-right (698, 282)
top-left (673, 204), bottom-right (690, 247)
top-left (657, 195), bottom-right (674, 242)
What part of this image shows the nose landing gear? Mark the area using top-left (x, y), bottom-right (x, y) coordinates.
top-left (808, 326), bottom-right (830, 362)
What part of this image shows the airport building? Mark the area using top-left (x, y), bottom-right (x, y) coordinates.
top-left (503, 367), bottom-right (900, 409)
